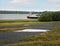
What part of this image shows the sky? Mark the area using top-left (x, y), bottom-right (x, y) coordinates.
top-left (0, 0), bottom-right (60, 12)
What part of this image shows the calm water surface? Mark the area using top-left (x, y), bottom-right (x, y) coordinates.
top-left (0, 14), bottom-right (28, 20)
top-left (14, 29), bottom-right (48, 32)
top-left (0, 14), bottom-right (36, 20)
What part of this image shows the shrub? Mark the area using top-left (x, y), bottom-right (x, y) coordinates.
top-left (38, 11), bottom-right (60, 22)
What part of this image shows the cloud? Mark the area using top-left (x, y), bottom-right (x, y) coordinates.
top-left (47, 0), bottom-right (60, 10)
top-left (4, 0), bottom-right (36, 9)
top-left (0, 0), bottom-right (36, 10)
top-left (0, 0), bottom-right (60, 11)
top-left (47, 0), bottom-right (60, 3)
top-left (10, 0), bottom-right (36, 5)
top-left (54, 5), bottom-right (60, 10)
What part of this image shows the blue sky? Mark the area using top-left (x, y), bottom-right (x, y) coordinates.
top-left (0, 0), bottom-right (60, 11)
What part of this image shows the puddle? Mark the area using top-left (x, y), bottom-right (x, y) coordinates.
top-left (14, 29), bottom-right (49, 32)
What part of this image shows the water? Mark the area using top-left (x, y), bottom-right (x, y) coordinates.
top-left (0, 14), bottom-right (28, 20)
top-left (0, 14), bottom-right (37, 20)
top-left (0, 32), bottom-right (42, 46)
top-left (14, 29), bottom-right (48, 32)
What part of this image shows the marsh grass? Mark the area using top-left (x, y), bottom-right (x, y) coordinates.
top-left (6, 26), bottom-right (60, 46)
top-left (0, 28), bottom-right (25, 32)
top-left (0, 22), bottom-right (53, 26)
top-left (0, 19), bottom-right (38, 23)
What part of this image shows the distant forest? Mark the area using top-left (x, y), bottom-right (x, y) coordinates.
top-left (0, 11), bottom-right (40, 14)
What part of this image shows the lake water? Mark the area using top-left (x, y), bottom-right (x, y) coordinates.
top-left (14, 29), bottom-right (48, 32)
top-left (0, 14), bottom-right (28, 20)
top-left (0, 14), bottom-right (37, 20)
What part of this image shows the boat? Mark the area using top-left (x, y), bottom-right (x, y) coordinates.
top-left (27, 12), bottom-right (39, 19)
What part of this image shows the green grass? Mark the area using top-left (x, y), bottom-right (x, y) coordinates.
top-left (0, 22), bottom-right (53, 26)
top-left (6, 26), bottom-right (60, 46)
top-left (0, 19), bottom-right (38, 23)
top-left (0, 19), bottom-right (54, 26)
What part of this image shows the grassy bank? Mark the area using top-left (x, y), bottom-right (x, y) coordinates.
top-left (0, 19), bottom-right (38, 23)
top-left (6, 26), bottom-right (60, 46)
top-left (0, 20), bottom-right (54, 32)
top-left (0, 20), bottom-right (54, 26)
top-left (0, 20), bottom-right (59, 32)
top-left (0, 28), bottom-right (25, 32)
top-left (0, 22), bottom-right (53, 26)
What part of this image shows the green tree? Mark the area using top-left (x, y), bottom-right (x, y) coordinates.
top-left (38, 11), bottom-right (52, 21)
top-left (38, 11), bottom-right (60, 22)
top-left (52, 12), bottom-right (60, 21)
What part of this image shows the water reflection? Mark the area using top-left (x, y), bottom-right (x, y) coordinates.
top-left (14, 29), bottom-right (48, 32)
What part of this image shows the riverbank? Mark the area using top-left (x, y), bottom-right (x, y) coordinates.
top-left (0, 20), bottom-right (54, 32)
top-left (6, 26), bottom-right (60, 46)
top-left (0, 20), bottom-right (60, 32)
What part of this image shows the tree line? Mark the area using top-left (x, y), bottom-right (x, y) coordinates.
top-left (38, 11), bottom-right (60, 21)
top-left (0, 11), bottom-right (40, 14)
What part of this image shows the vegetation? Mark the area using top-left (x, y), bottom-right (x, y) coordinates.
top-left (0, 19), bottom-right (54, 32)
top-left (0, 28), bottom-right (25, 32)
top-left (38, 11), bottom-right (60, 21)
top-left (6, 26), bottom-right (60, 46)
top-left (0, 11), bottom-right (60, 45)
top-left (0, 19), bottom-right (53, 26)
top-left (0, 19), bottom-right (38, 23)
top-left (0, 11), bottom-right (40, 14)
top-left (0, 21), bottom-right (53, 32)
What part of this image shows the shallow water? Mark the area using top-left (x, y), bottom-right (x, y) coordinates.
top-left (14, 29), bottom-right (48, 32)
top-left (0, 32), bottom-right (42, 46)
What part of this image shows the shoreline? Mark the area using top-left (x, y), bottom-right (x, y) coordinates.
top-left (0, 24), bottom-right (54, 32)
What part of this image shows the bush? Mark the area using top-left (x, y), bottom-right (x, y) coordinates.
top-left (38, 11), bottom-right (60, 22)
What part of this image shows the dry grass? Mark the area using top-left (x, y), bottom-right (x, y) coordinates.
top-left (6, 40), bottom-right (60, 46)
top-left (0, 28), bottom-right (25, 32)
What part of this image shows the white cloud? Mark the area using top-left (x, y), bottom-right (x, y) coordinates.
top-left (10, 0), bottom-right (35, 5)
top-left (47, 0), bottom-right (60, 3)
top-left (0, 0), bottom-right (36, 10)
top-left (54, 5), bottom-right (60, 10)
top-left (47, 0), bottom-right (60, 10)
top-left (0, 0), bottom-right (60, 11)
top-left (5, 0), bottom-right (36, 9)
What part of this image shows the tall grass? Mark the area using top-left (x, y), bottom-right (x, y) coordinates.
top-left (0, 28), bottom-right (25, 32)
top-left (6, 26), bottom-right (60, 46)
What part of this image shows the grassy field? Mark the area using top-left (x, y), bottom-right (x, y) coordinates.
top-left (0, 19), bottom-right (54, 26)
top-left (6, 26), bottom-right (60, 46)
top-left (0, 22), bottom-right (54, 26)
